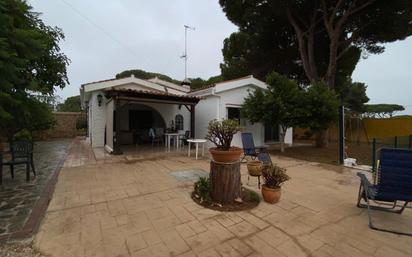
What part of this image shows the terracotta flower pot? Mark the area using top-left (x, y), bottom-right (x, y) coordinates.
top-left (247, 160), bottom-right (262, 176)
top-left (261, 185), bottom-right (281, 204)
top-left (209, 147), bottom-right (243, 163)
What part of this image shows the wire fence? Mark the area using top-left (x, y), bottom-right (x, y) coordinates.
top-left (371, 135), bottom-right (412, 171)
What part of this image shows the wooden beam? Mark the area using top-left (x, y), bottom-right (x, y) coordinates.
top-left (183, 104), bottom-right (191, 112)
top-left (190, 105), bottom-right (195, 138)
top-left (112, 97), bottom-right (123, 155)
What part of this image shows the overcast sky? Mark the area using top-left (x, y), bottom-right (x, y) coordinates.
top-left (28, 0), bottom-right (412, 114)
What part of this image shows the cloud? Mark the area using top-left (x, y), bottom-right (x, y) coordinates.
top-left (28, 1), bottom-right (412, 115)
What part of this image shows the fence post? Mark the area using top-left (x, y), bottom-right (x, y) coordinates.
top-left (372, 138), bottom-right (376, 172)
top-left (394, 136), bottom-right (398, 148)
top-left (409, 135), bottom-right (412, 149)
top-left (338, 106), bottom-right (345, 165)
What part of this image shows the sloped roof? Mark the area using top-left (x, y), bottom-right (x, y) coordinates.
top-left (104, 88), bottom-right (200, 104)
top-left (188, 75), bottom-right (267, 97)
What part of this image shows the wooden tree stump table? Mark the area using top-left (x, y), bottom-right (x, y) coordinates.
top-left (210, 160), bottom-right (241, 204)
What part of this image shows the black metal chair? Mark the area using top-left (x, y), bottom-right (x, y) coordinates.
top-left (241, 133), bottom-right (266, 162)
top-left (179, 130), bottom-right (191, 146)
top-left (357, 148), bottom-right (412, 236)
top-left (2, 141), bottom-right (36, 182)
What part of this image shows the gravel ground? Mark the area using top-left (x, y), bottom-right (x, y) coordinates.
top-left (0, 238), bottom-right (47, 257)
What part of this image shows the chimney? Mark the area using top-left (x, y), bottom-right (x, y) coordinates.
top-left (181, 78), bottom-right (191, 90)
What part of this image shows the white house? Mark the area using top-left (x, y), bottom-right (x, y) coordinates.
top-left (80, 74), bottom-right (292, 154)
top-left (188, 75), bottom-right (293, 148)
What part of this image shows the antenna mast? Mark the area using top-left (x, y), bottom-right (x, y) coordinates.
top-left (181, 25), bottom-right (195, 80)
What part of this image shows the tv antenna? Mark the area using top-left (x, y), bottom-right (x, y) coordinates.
top-left (180, 25), bottom-right (195, 80)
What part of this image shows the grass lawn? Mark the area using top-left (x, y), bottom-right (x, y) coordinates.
top-left (270, 140), bottom-right (373, 166)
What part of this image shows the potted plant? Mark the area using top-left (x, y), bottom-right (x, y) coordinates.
top-left (247, 160), bottom-right (263, 176)
top-left (261, 164), bottom-right (290, 203)
top-left (205, 119), bottom-right (242, 162)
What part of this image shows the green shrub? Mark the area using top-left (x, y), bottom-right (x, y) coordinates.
top-left (194, 177), bottom-right (212, 203)
top-left (13, 129), bottom-right (32, 141)
top-left (248, 190), bottom-right (260, 203)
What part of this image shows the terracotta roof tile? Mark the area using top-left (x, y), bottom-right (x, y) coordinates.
top-left (105, 88), bottom-right (201, 100)
top-left (189, 75), bottom-right (253, 92)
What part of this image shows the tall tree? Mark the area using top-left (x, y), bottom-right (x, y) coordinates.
top-left (363, 104), bottom-right (405, 118)
top-left (243, 72), bottom-right (305, 152)
top-left (58, 95), bottom-right (82, 112)
top-left (0, 0), bottom-right (69, 139)
top-left (219, 0), bottom-right (412, 89)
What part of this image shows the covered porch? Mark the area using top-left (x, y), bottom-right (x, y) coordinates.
top-left (104, 89), bottom-right (200, 155)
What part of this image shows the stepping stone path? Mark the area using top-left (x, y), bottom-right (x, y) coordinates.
top-left (0, 140), bottom-right (71, 238)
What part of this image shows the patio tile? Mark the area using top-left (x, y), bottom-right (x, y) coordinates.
top-left (141, 229), bottom-right (162, 246)
top-left (215, 242), bottom-right (243, 257)
top-left (34, 141), bottom-right (412, 257)
top-left (244, 234), bottom-right (286, 257)
top-left (126, 234), bottom-right (147, 253)
top-left (236, 212), bottom-right (269, 230)
top-left (228, 221), bottom-right (259, 238)
top-left (227, 238), bottom-right (254, 256)
top-left (184, 230), bottom-right (220, 253)
top-left (197, 248), bottom-right (221, 257)
top-left (275, 240), bottom-right (308, 257)
top-left (176, 223), bottom-right (197, 238)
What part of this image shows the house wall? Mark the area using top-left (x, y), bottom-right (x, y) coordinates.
top-left (217, 85), bottom-right (266, 148)
top-left (114, 101), bottom-right (191, 145)
top-left (194, 96), bottom-right (220, 147)
top-left (194, 85), bottom-right (293, 148)
top-left (89, 91), bottom-right (107, 148)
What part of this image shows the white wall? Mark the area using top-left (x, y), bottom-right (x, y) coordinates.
top-left (194, 96), bottom-right (219, 148)
top-left (284, 128), bottom-right (293, 145)
top-left (89, 91), bottom-right (107, 148)
top-left (218, 85), bottom-right (266, 148)
top-left (194, 85), bottom-right (293, 148)
top-left (143, 102), bottom-right (191, 134)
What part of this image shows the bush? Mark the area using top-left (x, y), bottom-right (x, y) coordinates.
top-left (13, 129), bottom-right (32, 141)
top-left (194, 177), bottom-right (212, 203)
top-left (205, 119), bottom-right (242, 150)
top-left (247, 190), bottom-right (260, 203)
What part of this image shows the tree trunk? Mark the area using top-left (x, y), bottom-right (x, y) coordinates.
top-left (279, 133), bottom-right (285, 153)
top-left (315, 130), bottom-right (329, 148)
top-left (325, 37), bottom-right (339, 89)
top-left (210, 160), bottom-right (241, 204)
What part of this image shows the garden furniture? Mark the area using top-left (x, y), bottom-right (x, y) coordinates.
top-left (241, 132), bottom-right (267, 162)
top-left (2, 141), bottom-right (36, 182)
top-left (179, 130), bottom-right (191, 146)
top-left (187, 139), bottom-right (206, 160)
top-left (165, 132), bottom-right (180, 151)
top-left (257, 152), bottom-right (273, 167)
top-left (357, 148), bottom-right (412, 236)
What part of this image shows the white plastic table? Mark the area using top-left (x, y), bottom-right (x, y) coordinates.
top-left (164, 133), bottom-right (180, 151)
top-left (187, 139), bottom-right (207, 160)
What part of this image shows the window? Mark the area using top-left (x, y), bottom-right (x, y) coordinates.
top-left (227, 107), bottom-right (246, 126)
top-left (175, 114), bottom-right (184, 130)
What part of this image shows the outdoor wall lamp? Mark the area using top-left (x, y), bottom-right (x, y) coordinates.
top-left (97, 94), bottom-right (103, 107)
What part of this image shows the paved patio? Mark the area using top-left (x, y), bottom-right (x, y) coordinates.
top-left (34, 139), bottom-right (412, 257)
top-left (0, 140), bottom-right (71, 238)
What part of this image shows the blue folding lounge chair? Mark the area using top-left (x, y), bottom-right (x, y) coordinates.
top-left (357, 148), bottom-right (412, 236)
top-left (241, 133), bottom-right (266, 162)
top-left (257, 152), bottom-right (272, 167)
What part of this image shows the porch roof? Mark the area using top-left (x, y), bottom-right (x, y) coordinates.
top-left (104, 88), bottom-right (201, 105)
